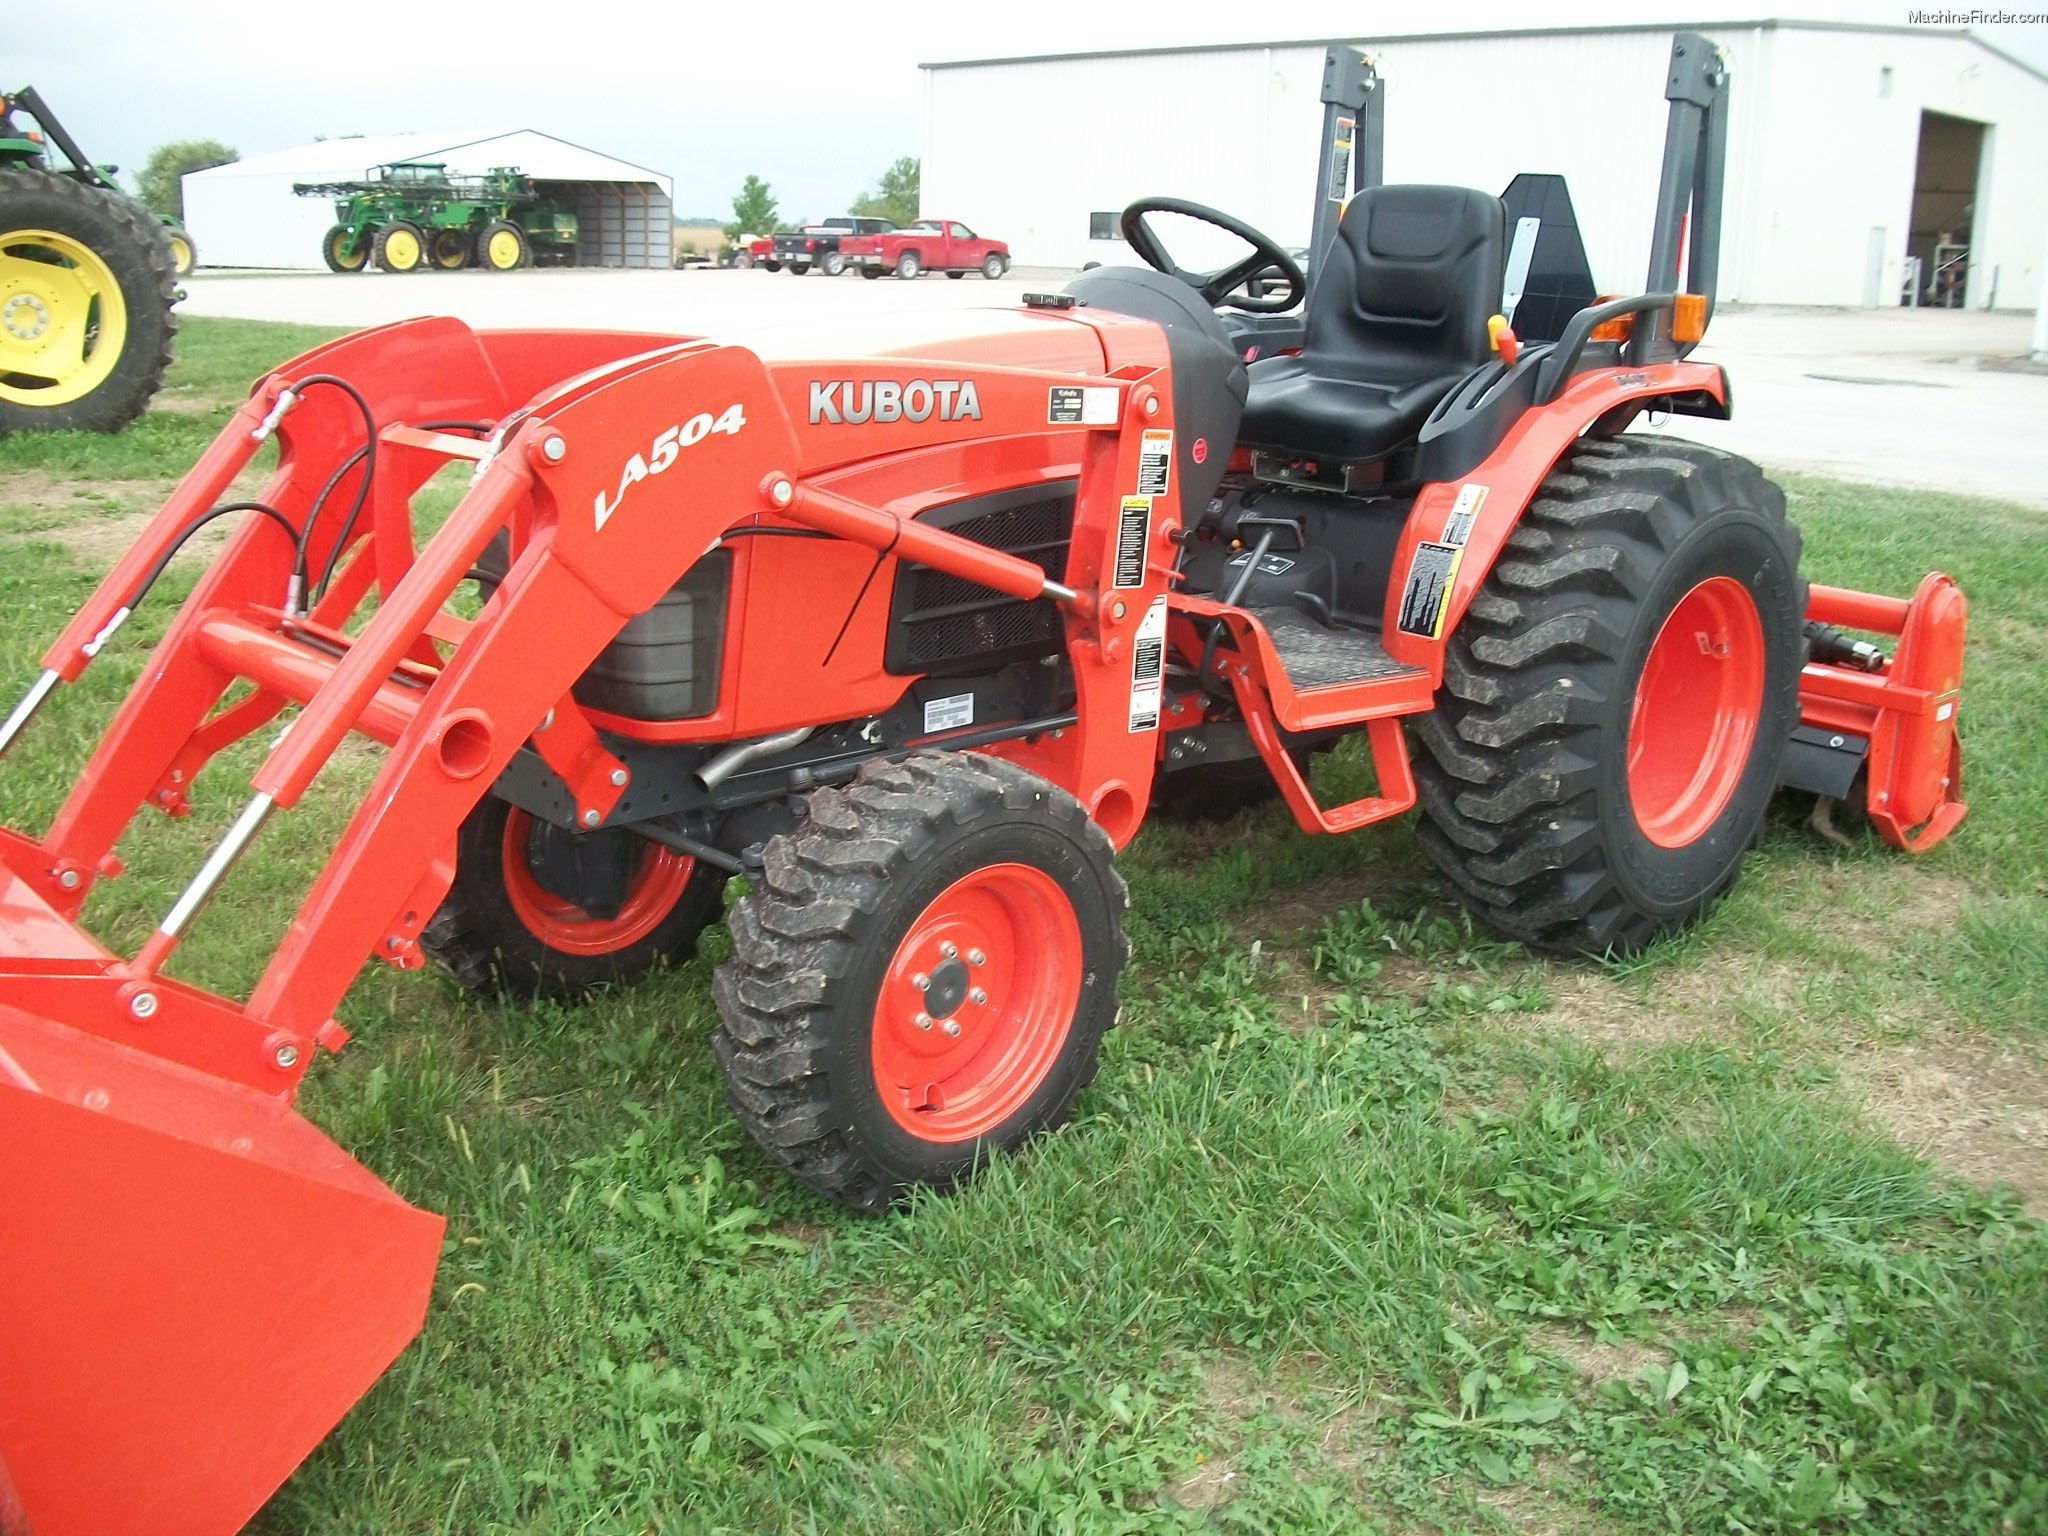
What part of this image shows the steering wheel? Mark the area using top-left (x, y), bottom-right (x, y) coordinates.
top-left (1120, 197), bottom-right (1305, 315)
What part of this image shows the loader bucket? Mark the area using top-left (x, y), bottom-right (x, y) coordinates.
top-left (0, 957), bottom-right (443, 1534)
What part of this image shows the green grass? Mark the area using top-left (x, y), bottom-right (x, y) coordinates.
top-left (3, 320), bottom-right (2046, 1535)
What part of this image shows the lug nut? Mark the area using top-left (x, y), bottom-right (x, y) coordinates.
top-left (912, 972), bottom-right (930, 992)
top-left (941, 1020), bottom-right (962, 1037)
top-left (913, 1012), bottom-right (933, 1031)
top-left (128, 991), bottom-right (159, 1020)
top-left (940, 941), bottom-right (956, 959)
top-left (969, 987), bottom-right (987, 1006)
top-left (968, 949), bottom-right (986, 966)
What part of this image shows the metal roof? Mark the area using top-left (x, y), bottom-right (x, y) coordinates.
top-left (187, 128), bottom-right (672, 193)
top-left (920, 17), bottom-right (2048, 89)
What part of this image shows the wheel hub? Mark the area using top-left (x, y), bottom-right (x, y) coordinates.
top-left (3, 293), bottom-right (50, 341)
top-left (922, 955), bottom-right (971, 1019)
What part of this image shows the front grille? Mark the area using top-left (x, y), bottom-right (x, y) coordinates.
top-left (886, 484), bottom-right (1075, 675)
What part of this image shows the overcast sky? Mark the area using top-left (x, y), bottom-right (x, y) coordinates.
top-left (19, 1), bottom-right (2046, 221)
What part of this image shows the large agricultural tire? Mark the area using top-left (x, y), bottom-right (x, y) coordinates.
top-left (1411, 437), bottom-right (1803, 956)
top-left (430, 228), bottom-right (470, 270)
top-left (163, 224), bottom-right (196, 276)
top-left (475, 220), bottom-right (529, 272)
top-left (373, 220), bottom-right (426, 273)
top-left (0, 167), bottom-right (176, 435)
top-left (713, 752), bottom-right (1128, 1212)
top-left (422, 795), bottom-right (726, 1001)
top-left (322, 224), bottom-right (369, 273)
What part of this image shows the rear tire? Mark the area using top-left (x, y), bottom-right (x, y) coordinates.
top-left (713, 753), bottom-right (1127, 1211)
top-left (0, 168), bottom-right (176, 435)
top-left (895, 250), bottom-right (921, 279)
top-left (821, 250), bottom-right (846, 276)
top-left (476, 219), bottom-right (530, 272)
top-left (423, 796), bottom-right (726, 1000)
top-left (1411, 437), bottom-right (1802, 956)
top-left (763, 259), bottom-right (782, 273)
top-left (859, 267), bottom-right (883, 281)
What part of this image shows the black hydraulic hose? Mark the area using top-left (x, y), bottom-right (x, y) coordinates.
top-left (305, 417), bottom-right (492, 606)
top-left (283, 375), bottom-right (378, 608)
top-left (122, 502), bottom-right (300, 612)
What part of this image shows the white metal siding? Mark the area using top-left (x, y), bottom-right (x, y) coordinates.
top-left (925, 26), bottom-right (2046, 309)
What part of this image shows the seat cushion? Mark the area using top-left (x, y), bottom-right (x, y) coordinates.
top-left (1237, 185), bottom-right (1505, 466)
top-left (1238, 354), bottom-right (1468, 464)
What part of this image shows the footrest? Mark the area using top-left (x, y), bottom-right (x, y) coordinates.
top-left (1250, 607), bottom-right (1418, 691)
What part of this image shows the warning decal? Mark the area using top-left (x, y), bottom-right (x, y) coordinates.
top-left (1442, 483), bottom-right (1487, 546)
top-left (1137, 428), bottom-right (1172, 497)
top-left (1128, 595), bottom-right (1168, 733)
top-left (1113, 497), bottom-right (1151, 588)
top-left (1328, 115), bottom-right (1355, 202)
top-left (1397, 541), bottom-right (1463, 639)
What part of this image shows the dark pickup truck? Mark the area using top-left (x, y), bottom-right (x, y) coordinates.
top-left (771, 216), bottom-right (895, 276)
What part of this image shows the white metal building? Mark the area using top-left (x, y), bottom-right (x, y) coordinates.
top-left (923, 20), bottom-right (2048, 310)
top-left (182, 130), bottom-right (673, 270)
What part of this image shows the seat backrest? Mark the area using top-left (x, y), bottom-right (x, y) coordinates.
top-left (1304, 185), bottom-right (1507, 386)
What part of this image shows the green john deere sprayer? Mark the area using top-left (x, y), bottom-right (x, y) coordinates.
top-left (296, 162), bottom-right (580, 273)
top-left (0, 86), bottom-right (181, 434)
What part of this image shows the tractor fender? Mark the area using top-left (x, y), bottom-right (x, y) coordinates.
top-left (1380, 359), bottom-right (1729, 678)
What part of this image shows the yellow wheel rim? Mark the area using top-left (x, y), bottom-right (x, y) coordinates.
top-left (328, 231), bottom-right (367, 271)
top-left (485, 229), bottom-right (521, 269)
top-left (0, 227), bottom-right (129, 409)
top-left (383, 228), bottom-right (422, 270)
top-left (167, 233), bottom-right (194, 275)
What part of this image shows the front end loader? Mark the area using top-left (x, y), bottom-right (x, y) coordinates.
top-left (0, 34), bottom-right (1966, 1530)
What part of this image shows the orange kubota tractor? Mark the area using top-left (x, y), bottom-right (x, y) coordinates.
top-left (0, 35), bottom-right (1965, 1533)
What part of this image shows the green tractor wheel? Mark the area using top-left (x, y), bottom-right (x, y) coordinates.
top-left (430, 228), bottom-right (470, 270)
top-left (0, 166), bottom-right (176, 435)
top-left (163, 225), bottom-right (195, 276)
top-left (476, 219), bottom-right (529, 272)
top-left (374, 221), bottom-right (427, 273)
top-left (322, 224), bottom-right (368, 273)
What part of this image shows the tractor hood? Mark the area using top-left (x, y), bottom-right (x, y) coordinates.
top-left (741, 305), bottom-right (1108, 377)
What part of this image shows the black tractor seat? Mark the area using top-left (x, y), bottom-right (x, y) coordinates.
top-left (1239, 185), bottom-right (1506, 472)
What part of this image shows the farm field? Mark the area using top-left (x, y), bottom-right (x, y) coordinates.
top-left (2, 318), bottom-right (2045, 1534)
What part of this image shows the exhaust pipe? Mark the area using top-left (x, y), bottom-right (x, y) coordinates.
top-left (695, 727), bottom-right (813, 791)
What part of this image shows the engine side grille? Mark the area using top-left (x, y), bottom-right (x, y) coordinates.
top-left (885, 483), bottom-right (1075, 676)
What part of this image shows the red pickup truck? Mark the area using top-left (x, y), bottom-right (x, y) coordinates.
top-left (842, 219), bottom-right (1010, 280)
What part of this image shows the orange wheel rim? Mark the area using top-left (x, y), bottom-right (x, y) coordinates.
top-left (1626, 576), bottom-right (1766, 848)
top-left (870, 863), bottom-right (1082, 1143)
top-left (499, 808), bottom-right (692, 956)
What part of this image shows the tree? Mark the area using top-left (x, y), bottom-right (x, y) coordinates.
top-left (135, 139), bottom-right (237, 220)
top-left (851, 157), bottom-right (920, 228)
top-left (724, 175), bottom-right (780, 241)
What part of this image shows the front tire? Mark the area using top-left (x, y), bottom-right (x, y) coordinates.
top-left (713, 753), bottom-right (1127, 1211)
top-left (0, 168), bottom-right (177, 435)
top-left (422, 796), bottom-right (726, 1000)
top-left (322, 224), bottom-right (368, 273)
top-left (981, 253), bottom-right (1008, 279)
top-left (1412, 437), bottom-right (1803, 956)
